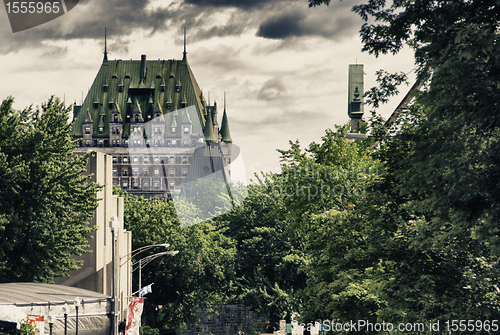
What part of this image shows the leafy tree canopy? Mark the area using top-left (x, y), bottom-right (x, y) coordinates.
top-left (0, 96), bottom-right (100, 282)
top-left (114, 187), bottom-right (236, 331)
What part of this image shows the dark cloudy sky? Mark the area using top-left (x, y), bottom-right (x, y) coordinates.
top-left (0, 0), bottom-right (415, 182)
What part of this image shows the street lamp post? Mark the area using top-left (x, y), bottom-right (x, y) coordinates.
top-left (133, 251), bottom-right (179, 296)
top-left (48, 313), bottom-right (55, 335)
top-left (74, 297), bottom-right (81, 335)
top-left (62, 303), bottom-right (69, 335)
top-left (110, 216), bottom-right (120, 335)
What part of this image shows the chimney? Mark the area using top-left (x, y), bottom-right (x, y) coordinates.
top-left (140, 55), bottom-right (147, 81)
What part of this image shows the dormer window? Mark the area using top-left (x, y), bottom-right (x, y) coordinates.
top-left (85, 127), bottom-right (90, 134)
top-left (171, 127), bottom-right (176, 134)
top-left (166, 103), bottom-right (171, 109)
top-left (184, 127), bottom-right (189, 134)
top-left (114, 114), bottom-right (118, 122)
top-left (99, 127), bottom-right (103, 134)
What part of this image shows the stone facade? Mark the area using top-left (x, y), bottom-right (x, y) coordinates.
top-left (179, 305), bottom-right (268, 335)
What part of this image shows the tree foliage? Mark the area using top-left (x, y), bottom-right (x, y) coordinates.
top-left (214, 175), bottom-right (307, 330)
top-left (301, 0), bottom-right (500, 327)
top-left (0, 96), bottom-right (100, 282)
top-left (115, 187), bottom-right (236, 331)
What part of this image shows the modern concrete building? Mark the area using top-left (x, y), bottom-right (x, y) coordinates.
top-left (54, 151), bottom-right (132, 328)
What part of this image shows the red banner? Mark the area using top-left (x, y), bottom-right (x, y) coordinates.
top-left (27, 315), bottom-right (44, 335)
top-left (126, 297), bottom-right (144, 335)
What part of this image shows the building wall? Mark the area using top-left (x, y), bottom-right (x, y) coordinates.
top-left (54, 151), bottom-right (132, 321)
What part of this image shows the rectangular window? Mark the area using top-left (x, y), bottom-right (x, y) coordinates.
top-left (122, 169), bottom-right (128, 176)
top-left (122, 182), bottom-right (128, 189)
top-left (182, 157), bottom-right (188, 164)
top-left (143, 157), bottom-right (149, 164)
top-left (112, 156), bottom-right (118, 164)
top-left (171, 127), bottom-right (176, 134)
top-left (169, 157), bottom-right (175, 164)
top-left (169, 168), bottom-right (175, 177)
top-left (154, 169), bottom-right (160, 176)
top-left (171, 139), bottom-right (176, 145)
top-left (169, 182), bottom-right (175, 189)
top-left (133, 157), bottom-right (139, 164)
top-left (143, 169), bottom-right (149, 176)
top-left (133, 181), bottom-right (139, 189)
top-left (132, 169), bottom-right (139, 177)
top-left (184, 127), bottom-right (189, 134)
top-left (154, 157), bottom-right (160, 164)
top-left (112, 169), bottom-right (118, 177)
top-left (143, 182), bottom-right (149, 190)
top-left (182, 168), bottom-right (188, 176)
top-left (153, 181), bottom-right (160, 190)
top-left (123, 157), bottom-right (129, 164)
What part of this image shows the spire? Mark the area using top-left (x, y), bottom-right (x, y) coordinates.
top-left (203, 110), bottom-right (217, 143)
top-left (220, 109), bottom-right (232, 143)
top-left (182, 27), bottom-right (187, 62)
top-left (103, 27), bottom-right (108, 65)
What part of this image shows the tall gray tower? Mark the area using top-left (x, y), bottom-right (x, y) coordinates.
top-left (348, 64), bottom-right (364, 132)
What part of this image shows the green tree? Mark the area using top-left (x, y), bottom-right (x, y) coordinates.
top-left (115, 187), bottom-right (236, 331)
top-left (275, 126), bottom-right (385, 327)
top-left (305, 0), bottom-right (500, 326)
top-left (214, 174), bottom-right (307, 331)
top-left (0, 96), bottom-right (100, 282)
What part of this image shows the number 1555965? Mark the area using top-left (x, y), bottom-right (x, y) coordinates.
top-left (5, 2), bottom-right (60, 14)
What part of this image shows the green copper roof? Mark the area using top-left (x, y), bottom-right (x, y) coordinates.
top-left (203, 110), bottom-right (217, 143)
top-left (182, 111), bottom-right (191, 124)
top-left (71, 54), bottom-right (226, 140)
top-left (220, 110), bottom-right (232, 142)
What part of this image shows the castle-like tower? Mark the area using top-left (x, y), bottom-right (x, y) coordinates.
top-left (71, 31), bottom-right (232, 199)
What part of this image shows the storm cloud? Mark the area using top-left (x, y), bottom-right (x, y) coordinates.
top-left (0, 0), bottom-right (361, 55)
